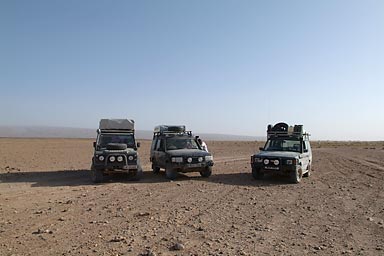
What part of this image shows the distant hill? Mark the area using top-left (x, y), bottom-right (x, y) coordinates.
top-left (0, 126), bottom-right (264, 141)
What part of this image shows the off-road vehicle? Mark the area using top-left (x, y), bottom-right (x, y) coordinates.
top-left (150, 125), bottom-right (214, 180)
top-left (91, 119), bottom-right (142, 183)
top-left (251, 122), bottom-right (312, 183)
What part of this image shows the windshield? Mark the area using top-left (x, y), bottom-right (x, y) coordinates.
top-left (166, 137), bottom-right (200, 150)
top-left (264, 138), bottom-right (301, 152)
top-left (98, 134), bottom-right (135, 148)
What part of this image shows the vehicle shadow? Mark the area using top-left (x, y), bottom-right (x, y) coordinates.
top-left (143, 171), bottom-right (294, 187)
top-left (0, 170), bottom-right (93, 187)
top-left (205, 172), bottom-right (294, 187)
top-left (0, 170), bottom-right (294, 187)
top-left (0, 169), bottom-right (179, 187)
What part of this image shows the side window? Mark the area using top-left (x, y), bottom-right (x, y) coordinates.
top-left (155, 138), bottom-right (165, 151)
top-left (305, 141), bottom-right (311, 152)
top-left (302, 140), bottom-right (307, 152)
top-left (159, 139), bottom-right (165, 151)
top-left (151, 137), bottom-right (158, 151)
top-left (155, 138), bottom-right (161, 151)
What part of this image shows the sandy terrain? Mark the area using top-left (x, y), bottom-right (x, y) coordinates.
top-left (0, 138), bottom-right (383, 256)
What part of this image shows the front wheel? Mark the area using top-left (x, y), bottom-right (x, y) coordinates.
top-left (152, 165), bottom-right (160, 174)
top-left (252, 167), bottom-right (264, 180)
top-left (165, 168), bottom-right (177, 180)
top-left (127, 168), bottom-right (143, 181)
top-left (91, 165), bottom-right (104, 183)
top-left (200, 166), bottom-right (212, 178)
top-left (290, 168), bottom-right (302, 183)
top-left (303, 164), bottom-right (311, 177)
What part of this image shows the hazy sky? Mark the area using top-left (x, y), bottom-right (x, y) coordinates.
top-left (1, 1), bottom-right (383, 140)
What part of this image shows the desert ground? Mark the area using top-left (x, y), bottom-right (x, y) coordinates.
top-left (0, 138), bottom-right (383, 256)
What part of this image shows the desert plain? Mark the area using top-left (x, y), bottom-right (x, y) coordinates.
top-left (0, 138), bottom-right (383, 256)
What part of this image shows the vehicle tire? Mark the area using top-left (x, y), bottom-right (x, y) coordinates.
top-left (252, 167), bottom-right (264, 180)
top-left (290, 168), bottom-right (302, 183)
top-left (303, 164), bottom-right (311, 177)
top-left (106, 143), bottom-right (127, 150)
top-left (165, 168), bottom-right (177, 180)
top-left (91, 165), bottom-right (104, 183)
top-left (128, 168), bottom-right (143, 181)
top-left (152, 165), bottom-right (160, 174)
top-left (200, 166), bottom-right (212, 178)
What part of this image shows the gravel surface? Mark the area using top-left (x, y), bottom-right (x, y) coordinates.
top-left (0, 138), bottom-right (383, 255)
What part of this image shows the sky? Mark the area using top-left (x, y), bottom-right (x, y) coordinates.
top-left (0, 0), bottom-right (383, 140)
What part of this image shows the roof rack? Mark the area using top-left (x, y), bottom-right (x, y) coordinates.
top-left (267, 122), bottom-right (310, 139)
top-left (153, 125), bottom-right (192, 137)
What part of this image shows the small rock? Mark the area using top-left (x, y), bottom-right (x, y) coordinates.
top-left (171, 242), bottom-right (185, 251)
top-left (141, 249), bottom-right (157, 256)
top-left (33, 229), bottom-right (53, 235)
top-left (136, 212), bottom-right (150, 217)
top-left (368, 217), bottom-right (374, 222)
top-left (314, 246), bottom-right (322, 250)
top-left (58, 217), bottom-right (65, 221)
top-left (176, 183), bottom-right (181, 186)
top-left (110, 236), bottom-right (126, 242)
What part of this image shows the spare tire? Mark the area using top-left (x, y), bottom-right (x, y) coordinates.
top-left (106, 143), bottom-right (127, 150)
top-left (272, 122), bottom-right (288, 132)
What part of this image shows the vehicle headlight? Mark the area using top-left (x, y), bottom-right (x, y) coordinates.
top-left (109, 156), bottom-right (116, 162)
top-left (198, 157), bottom-right (203, 162)
top-left (117, 156), bottom-right (124, 162)
top-left (286, 159), bottom-right (296, 165)
top-left (205, 155), bottom-right (213, 161)
top-left (128, 155), bottom-right (134, 161)
top-left (171, 157), bottom-right (183, 163)
top-left (273, 160), bottom-right (279, 166)
top-left (263, 159), bottom-right (270, 165)
top-left (255, 157), bottom-right (263, 163)
top-left (187, 157), bottom-right (193, 163)
top-left (98, 156), bottom-right (105, 161)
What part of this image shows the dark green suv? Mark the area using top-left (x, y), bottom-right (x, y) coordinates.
top-left (91, 119), bottom-right (142, 183)
top-left (150, 125), bottom-right (214, 180)
top-left (251, 123), bottom-right (312, 183)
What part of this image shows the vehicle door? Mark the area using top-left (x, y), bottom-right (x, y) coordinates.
top-left (301, 140), bottom-right (310, 170)
top-left (150, 137), bottom-right (158, 161)
top-left (154, 138), bottom-right (167, 168)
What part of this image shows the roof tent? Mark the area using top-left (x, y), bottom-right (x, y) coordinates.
top-left (99, 119), bottom-right (135, 131)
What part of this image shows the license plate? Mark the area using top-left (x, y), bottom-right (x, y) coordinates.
top-left (265, 166), bottom-right (279, 170)
top-left (187, 163), bottom-right (202, 168)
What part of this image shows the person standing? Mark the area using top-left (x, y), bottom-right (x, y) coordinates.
top-left (197, 138), bottom-right (209, 152)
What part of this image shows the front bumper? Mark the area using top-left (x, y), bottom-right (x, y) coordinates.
top-left (93, 156), bottom-right (139, 172)
top-left (251, 163), bottom-right (298, 174)
top-left (169, 161), bottom-right (214, 173)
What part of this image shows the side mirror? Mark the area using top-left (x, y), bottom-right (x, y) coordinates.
top-left (259, 147), bottom-right (264, 151)
top-left (93, 142), bottom-right (96, 148)
top-left (304, 149), bottom-right (308, 153)
top-left (137, 142), bottom-right (141, 148)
